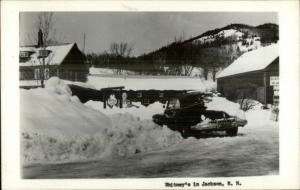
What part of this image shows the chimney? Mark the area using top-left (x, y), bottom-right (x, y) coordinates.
top-left (38, 29), bottom-right (44, 47)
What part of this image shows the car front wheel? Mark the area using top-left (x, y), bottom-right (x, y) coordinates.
top-left (180, 127), bottom-right (191, 139)
top-left (226, 127), bottom-right (238, 136)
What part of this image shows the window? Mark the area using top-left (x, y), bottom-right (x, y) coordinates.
top-left (20, 51), bottom-right (29, 58)
top-left (167, 98), bottom-right (180, 109)
top-left (44, 68), bottom-right (50, 79)
top-left (38, 50), bottom-right (50, 58)
top-left (19, 71), bottom-right (23, 80)
top-left (34, 68), bottom-right (40, 80)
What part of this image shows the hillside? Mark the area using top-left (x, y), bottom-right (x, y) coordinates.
top-left (147, 23), bottom-right (278, 54)
top-left (139, 23), bottom-right (278, 80)
top-left (89, 23), bottom-right (279, 80)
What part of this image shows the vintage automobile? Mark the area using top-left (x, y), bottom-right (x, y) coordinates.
top-left (152, 92), bottom-right (247, 138)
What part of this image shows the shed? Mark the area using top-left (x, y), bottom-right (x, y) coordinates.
top-left (216, 44), bottom-right (279, 105)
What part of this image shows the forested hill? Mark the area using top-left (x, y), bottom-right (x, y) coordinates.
top-left (89, 23), bottom-right (279, 80)
top-left (145, 23), bottom-right (278, 56)
top-left (138, 23), bottom-right (278, 80)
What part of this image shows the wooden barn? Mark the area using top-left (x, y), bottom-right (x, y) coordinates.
top-left (19, 42), bottom-right (89, 86)
top-left (216, 44), bottom-right (279, 105)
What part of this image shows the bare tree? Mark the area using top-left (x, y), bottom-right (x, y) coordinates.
top-left (31, 13), bottom-right (58, 87)
top-left (181, 60), bottom-right (194, 76)
top-left (26, 13), bottom-right (58, 46)
top-left (110, 42), bottom-right (133, 57)
top-left (37, 13), bottom-right (56, 45)
top-left (237, 91), bottom-right (259, 111)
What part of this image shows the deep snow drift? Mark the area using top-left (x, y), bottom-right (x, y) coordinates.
top-left (21, 78), bottom-right (183, 165)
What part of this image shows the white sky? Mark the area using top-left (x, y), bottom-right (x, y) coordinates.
top-left (20, 12), bottom-right (278, 56)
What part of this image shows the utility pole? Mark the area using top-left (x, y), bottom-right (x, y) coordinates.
top-left (83, 32), bottom-right (86, 54)
top-left (41, 47), bottom-right (45, 88)
top-left (38, 29), bottom-right (45, 88)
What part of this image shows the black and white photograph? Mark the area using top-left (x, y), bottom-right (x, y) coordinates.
top-left (19, 11), bottom-right (280, 178)
top-left (1, 1), bottom-right (300, 189)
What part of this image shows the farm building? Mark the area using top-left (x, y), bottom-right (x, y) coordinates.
top-left (19, 42), bottom-right (89, 86)
top-left (216, 43), bottom-right (279, 105)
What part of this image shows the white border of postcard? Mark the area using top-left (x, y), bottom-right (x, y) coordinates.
top-left (1, 0), bottom-right (300, 189)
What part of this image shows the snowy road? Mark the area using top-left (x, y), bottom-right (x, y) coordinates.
top-left (22, 124), bottom-right (278, 178)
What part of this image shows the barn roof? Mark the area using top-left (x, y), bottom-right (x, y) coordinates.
top-left (19, 43), bottom-right (81, 67)
top-left (217, 43), bottom-right (278, 79)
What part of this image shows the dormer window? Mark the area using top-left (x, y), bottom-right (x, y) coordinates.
top-left (37, 49), bottom-right (51, 58)
top-left (20, 51), bottom-right (30, 58)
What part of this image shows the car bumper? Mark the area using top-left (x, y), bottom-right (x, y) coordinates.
top-left (191, 117), bottom-right (247, 131)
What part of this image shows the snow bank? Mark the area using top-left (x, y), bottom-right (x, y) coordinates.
top-left (21, 77), bottom-right (182, 165)
top-left (87, 75), bottom-right (216, 91)
top-left (21, 77), bottom-right (112, 138)
top-left (244, 105), bottom-right (277, 127)
top-left (45, 77), bottom-right (72, 96)
top-left (206, 96), bottom-right (277, 128)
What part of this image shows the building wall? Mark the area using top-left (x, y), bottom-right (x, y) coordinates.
top-left (217, 58), bottom-right (279, 105)
top-left (20, 65), bottom-right (88, 82)
top-left (59, 45), bottom-right (89, 81)
top-left (217, 71), bottom-right (265, 102)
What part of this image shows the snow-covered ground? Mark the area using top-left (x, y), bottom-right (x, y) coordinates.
top-left (87, 75), bottom-right (216, 91)
top-left (20, 71), bottom-right (216, 91)
top-left (90, 67), bottom-right (135, 76)
top-left (90, 66), bottom-right (205, 78)
top-left (21, 78), bottom-right (278, 178)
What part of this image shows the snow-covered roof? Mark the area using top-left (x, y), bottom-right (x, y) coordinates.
top-left (217, 43), bottom-right (278, 79)
top-left (19, 43), bottom-right (77, 67)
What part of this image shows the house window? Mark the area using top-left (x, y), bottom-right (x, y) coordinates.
top-left (38, 50), bottom-right (50, 58)
top-left (19, 71), bottom-right (23, 80)
top-left (44, 68), bottom-right (50, 79)
top-left (34, 68), bottom-right (40, 80)
top-left (20, 51), bottom-right (29, 58)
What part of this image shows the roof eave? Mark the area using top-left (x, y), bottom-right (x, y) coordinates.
top-left (217, 55), bottom-right (279, 79)
top-left (217, 68), bottom-right (274, 79)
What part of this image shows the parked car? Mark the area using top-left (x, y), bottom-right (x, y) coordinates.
top-left (152, 92), bottom-right (247, 138)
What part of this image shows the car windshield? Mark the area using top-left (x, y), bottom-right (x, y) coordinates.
top-left (167, 98), bottom-right (180, 109)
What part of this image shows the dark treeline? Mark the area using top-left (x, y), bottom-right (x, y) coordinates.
top-left (87, 23), bottom-right (279, 81)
